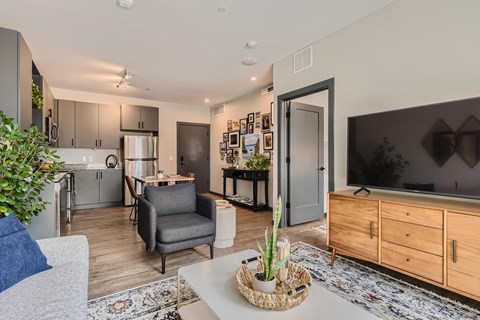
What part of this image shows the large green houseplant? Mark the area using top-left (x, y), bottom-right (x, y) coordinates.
top-left (0, 111), bottom-right (62, 224)
top-left (245, 153), bottom-right (270, 170)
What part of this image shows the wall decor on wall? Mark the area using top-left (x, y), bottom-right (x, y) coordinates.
top-left (263, 131), bottom-right (273, 150)
top-left (263, 151), bottom-right (271, 159)
top-left (223, 132), bottom-right (228, 142)
top-left (226, 149), bottom-right (234, 163)
top-left (232, 120), bottom-right (240, 131)
top-left (227, 120), bottom-right (232, 131)
top-left (241, 134), bottom-right (260, 158)
top-left (219, 142), bottom-right (226, 154)
top-left (255, 111), bottom-right (261, 128)
top-left (248, 113), bottom-right (254, 123)
top-left (240, 118), bottom-right (247, 135)
top-left (228, 131), bottom-right (240, 148)
top-left (270, 102), bottom-right (274, 126)
top-left (261, 113), bottom-right (271, 132)
top-left (248, 123), bottom-right (254, 134)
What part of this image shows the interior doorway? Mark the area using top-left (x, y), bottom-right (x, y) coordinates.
top-left (177, 122), bottom-right (210, 193)
top-left (277, 78), bottom-right (335, 227)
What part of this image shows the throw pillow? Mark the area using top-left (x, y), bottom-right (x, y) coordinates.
top-left (0, 215), bottom-right (52, 293)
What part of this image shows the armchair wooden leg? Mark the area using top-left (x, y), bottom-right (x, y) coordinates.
top-left (209, 244), bottom-right (214, 259)
top-left (161, 253), bottom-right (167, 274)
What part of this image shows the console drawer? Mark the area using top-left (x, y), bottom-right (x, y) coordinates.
top-left (382, 218), bottom-right (443, 256)
top-left (382, 202), bottom-right (443, 229)
top-left (382, 241), bottom-right (443, 283)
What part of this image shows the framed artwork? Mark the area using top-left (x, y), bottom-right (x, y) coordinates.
top-left (248, 123), bottom-right (254, 134)
top-left (261, 113), bottom-right (271, 132)
top-left (219, 142), bottom-right (226, 153)
top-left (248, 113), bottom-right (255, 123)
top-left (227, 120), bottom-right (232, 131)
top-left (263, 131), bottom-right (273, 150)
top-left (270, 102), bottom-right (274, 126)
top-left (263, 151), bottom-right (271, 159)
top-left (223, 132), bottom-right (228, 142)
top-left (226, 149), bottom-right (234, 163)
top-left (228, 131), bottom-right (240, 148)
top-left (240, 118), bottom-right (248, 135)
top-left (232, 120), bottom-right (240, 131)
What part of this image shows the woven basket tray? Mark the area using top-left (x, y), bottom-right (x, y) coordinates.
top-left (236, 261), bottom-right (312, 310)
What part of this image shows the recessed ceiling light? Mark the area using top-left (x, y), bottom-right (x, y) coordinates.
top-left (217, 6), bottom-right (227, 13)
top-left (118, 0), bottom-right (134, 9)
top-left (204, 98), bottom-right (210, 103)
top-left (250, 76), bottom-right (257, 81)
top-left (242, 57), bottom-right (257, 66)
top-left (246, 41), bottom-right (257, 49)
top-left (145, 88), bottom-right (150, 91)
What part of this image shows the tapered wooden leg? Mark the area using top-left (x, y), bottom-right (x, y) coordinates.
top-left (330, 248), bottom-right (337, 268)
top-left (161, 254), bottom-right (167, 274)
top-left (209, 244), bottom-right (214, 259)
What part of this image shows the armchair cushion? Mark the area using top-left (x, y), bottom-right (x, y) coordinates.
top-left (156, 213), bottom-right (215, 243)
top-left (144, 184), bottom-right (196, 216)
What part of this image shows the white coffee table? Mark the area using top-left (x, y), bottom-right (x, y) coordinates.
top-left (177, 250), bottom-right (380, 320)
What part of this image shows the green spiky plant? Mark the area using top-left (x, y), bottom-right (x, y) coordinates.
top-left (32, 81), bottom-right (43, 110)
top-left (256, 196), bottom-right (293, 281)
top-left (0, 111), bottom-right (62, 224)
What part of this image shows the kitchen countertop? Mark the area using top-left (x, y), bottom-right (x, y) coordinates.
top-left (62, 163), bottom-right (122, 171)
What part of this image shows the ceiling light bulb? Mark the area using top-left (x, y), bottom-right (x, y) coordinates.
top-left (250, 76), bottom-right (257, 81)
top-left (118, 0), bottom-right (134, 9)
top-left (204, 98), bottom-right (210, 103)
top-left (217, 6), bottom-right (227, 13)
top-left (246, 41), bottom-right (257, 49)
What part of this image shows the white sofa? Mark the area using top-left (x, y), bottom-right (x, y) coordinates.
top-left (0, 235), bottom-right (89, 320)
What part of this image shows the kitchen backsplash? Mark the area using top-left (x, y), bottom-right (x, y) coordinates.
top-left (53, 148), bottom-right (120, 166)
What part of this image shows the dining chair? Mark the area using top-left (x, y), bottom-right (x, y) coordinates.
top-left (125, 175), bottom-right (141, 225)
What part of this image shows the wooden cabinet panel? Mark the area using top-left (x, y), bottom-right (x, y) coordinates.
top-left (57, 99), bottom-right (76, 148)
top-left (99, 169), bottom-right (123, 203)
top-left (121, 104), bottom-right (142, 130)
top-left (382, 218), bottom-right (443, 256)
top-left (329, 195), bottom-right (378, 221)
top-left (74, 170), bottom-right (100, 205)
top-left (75, 102), bottom-right (99, 148)
top-left (141, 106), bottom-right (159, 131)
top-left (447, 212), bottom-right (480, 298)
top-left (382, 241), bottom-right (443, 283)
top-left (98, 104), bottom-right (120, 148)
top-left (329, 213), bottom-right (378, 261)
top-left (382, 202), bottom-right (443, 229)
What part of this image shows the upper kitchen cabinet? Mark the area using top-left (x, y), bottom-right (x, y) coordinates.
top-left (0, 27), bottom-right (32, 129)
top-left (121, 104), bottom-right (158, 131)
top-left (57, 100), bottom-right (120, 149)
top-left (57, 99), bottom-right (76, 148)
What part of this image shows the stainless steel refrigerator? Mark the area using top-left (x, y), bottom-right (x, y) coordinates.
top-left (123, 135), bottom-right (158, 205)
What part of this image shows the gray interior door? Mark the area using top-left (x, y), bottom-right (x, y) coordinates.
top-left (177, 123), bottom-right (210, 194)
top-left (288, 102), bottom-right (325, 225)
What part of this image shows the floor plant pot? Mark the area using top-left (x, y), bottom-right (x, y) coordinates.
top-left (252, 273), bottom-right (277, 294)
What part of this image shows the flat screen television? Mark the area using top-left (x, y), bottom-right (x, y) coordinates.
top-left (347, 96), bottom-right (480, 200)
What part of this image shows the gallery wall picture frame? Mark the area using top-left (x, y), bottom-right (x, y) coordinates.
top-left (223, 132), bottom-right (228, 142)
top-left (240, 118), bottom-right (248, 135)
top-left (263, 151), bottom-right (271, 159)
top-left (228, 131), bottom-right (240, 148)
top-left (263, 131), bottom-right (273, 150)
top-left (232, 120), bottom-right (240, 131)
top-left (226, 149), bottom-right (234, 163)
top-left (248, 113), bottom-right (255, 123)
top-left (248, 123), bottom-right (254, 134)
top-left (270, 102), bottom-right (274, 126)
top-left (227, 120), bottom-right (232, 131)
top-left (261, 113), bottom-right (271, 132)
top-left (219, 142), bottom-right (226, 153)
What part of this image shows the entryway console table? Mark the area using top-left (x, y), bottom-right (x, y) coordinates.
top-left (222, 168), bottom-right (269, 211)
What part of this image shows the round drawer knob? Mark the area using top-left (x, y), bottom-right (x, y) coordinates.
top-left (406, 258), bottom-right (411, 262)
top-left (406, 233), bottom-right (411, 237)
top-left (406, 212), bottom-right (410, 216)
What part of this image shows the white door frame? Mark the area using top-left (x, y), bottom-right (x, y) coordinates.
top-left (276, 78), bottom-right (335, 227)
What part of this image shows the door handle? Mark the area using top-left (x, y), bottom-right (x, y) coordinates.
top-left (317, 167), bottom-right (325, 171)
top-left (452, 240), bottom-right (457, 263)
top-left (369, 221), bottom-right (374, 239)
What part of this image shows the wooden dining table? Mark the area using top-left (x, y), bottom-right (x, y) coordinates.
top-left (132, 175), bottom-right (195, 194)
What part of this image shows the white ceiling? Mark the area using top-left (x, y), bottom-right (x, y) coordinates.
top-left (0, 0), bottom-right (393, 107)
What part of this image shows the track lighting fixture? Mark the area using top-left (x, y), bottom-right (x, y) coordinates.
top-left (116, 69), bottom-right (131, 89)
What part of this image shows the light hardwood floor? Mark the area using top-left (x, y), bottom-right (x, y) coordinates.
top-left (61, 196), bottom-right (479, 310)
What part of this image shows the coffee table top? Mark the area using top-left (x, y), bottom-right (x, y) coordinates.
top-left (178, 249), bottom-right (380, 319)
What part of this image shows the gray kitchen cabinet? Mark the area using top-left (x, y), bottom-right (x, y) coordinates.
top-left (121, 104), bottom-right (158, 131)
top-left (98, 104), bottom-right (120, 148)
top-left (75, 102), bottom-right (99, 148)
top-left (0, 27), bottom-right (32, 130)
top-left (74, 169), bottom-right (122, 208)
top-left (57, 99), bottom-right (76, 148)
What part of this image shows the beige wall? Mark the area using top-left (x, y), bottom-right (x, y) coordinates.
top-left (273, 0), bottom-right (480, 199)
top-left (52, 88), bottom-right (210, 174)
top-left (210, 89), bottom-right (273, 205)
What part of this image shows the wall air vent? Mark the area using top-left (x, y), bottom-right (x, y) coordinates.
top-left (261, 85), bottom-right (274, 95)
top-left (293, 45), bottom-right (313, 73)
top-left (213, 103), bottom-right (225, 117)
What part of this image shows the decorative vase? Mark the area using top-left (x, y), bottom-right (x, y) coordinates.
top-left (252, 273), bottom-right (277, 294)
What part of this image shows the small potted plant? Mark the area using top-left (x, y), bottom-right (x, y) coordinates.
top-left (253, 196), bottom-right (291, 293)
top-left (245, 153), bottom-right (270, 171)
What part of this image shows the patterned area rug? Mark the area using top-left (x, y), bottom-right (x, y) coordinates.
top-left (87, 242), bottom-right (479, 319)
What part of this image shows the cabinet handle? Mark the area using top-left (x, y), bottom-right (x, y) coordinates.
top-left (99, 140), bottom-right (102, 147)
top-left (100, 172), bottom-right (103, 179)
top-left (71, 138), bottom-right (74, 146)
top-left (142, 121), bottom-right (144, 128)
top-left (95, 139), bottom-right (98, 147)
top-left (138, 121), bottom-right (141, 128)
top-left (369, 221), bottom-right (374, 239)
top-left (452, 240), bottom-right (457, 263)
top-left (96, 172), bottom-right (99, 179)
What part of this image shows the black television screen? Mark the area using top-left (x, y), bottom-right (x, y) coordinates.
top-left (347, 97), bottom-right (480, 199)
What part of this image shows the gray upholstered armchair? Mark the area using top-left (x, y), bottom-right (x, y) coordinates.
top-left (137, 183), bottom-right (216, 274)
